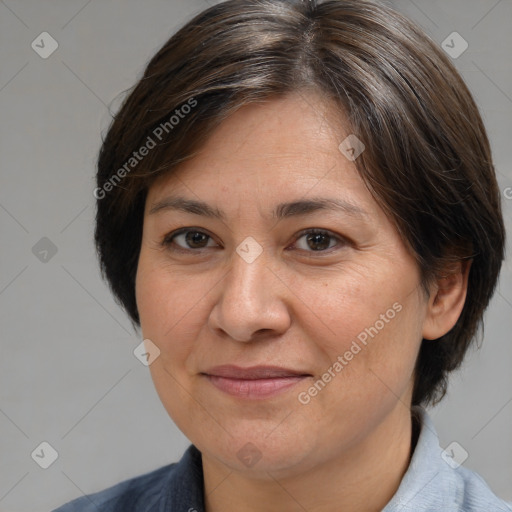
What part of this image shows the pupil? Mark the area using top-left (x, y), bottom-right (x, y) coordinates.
top-left (186, 231), bottom-right (207, 248)
top-left (308, 232), bottom-right (330, 251)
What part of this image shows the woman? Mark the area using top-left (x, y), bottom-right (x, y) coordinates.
top-left (54, 0), bottom-right (511, 510)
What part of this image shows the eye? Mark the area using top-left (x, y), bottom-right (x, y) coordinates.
top-left (161, 227), bottom-right (348, 255)
top-left (161, 228), bottom-right (218, 252)
top-left (290, 229), bottom-right (347, 254)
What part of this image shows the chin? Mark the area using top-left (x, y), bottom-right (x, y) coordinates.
top-left (195, 421), bottom-right (321, 476)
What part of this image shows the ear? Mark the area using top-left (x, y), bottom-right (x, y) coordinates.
top-left (422, 259), bottom-right (472, 340)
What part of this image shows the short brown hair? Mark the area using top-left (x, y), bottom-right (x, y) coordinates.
top-left (94, 0), bottom-right (506, 406)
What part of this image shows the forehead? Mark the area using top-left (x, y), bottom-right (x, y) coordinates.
top-left (146, 92), bottom-right (375, 211)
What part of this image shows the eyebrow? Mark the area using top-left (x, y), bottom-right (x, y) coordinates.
top-left (148, 195), bottom-right (369, 220)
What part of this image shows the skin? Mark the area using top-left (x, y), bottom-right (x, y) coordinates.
top-left (135, 91), bottom-right (470, 512)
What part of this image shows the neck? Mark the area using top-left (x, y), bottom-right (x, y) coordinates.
top-left (202, 404), bottom-right (415, 512)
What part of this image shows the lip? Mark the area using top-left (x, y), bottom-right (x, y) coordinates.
top-left (203, 364), bottom-right (311, 379)
top-left (201, 365), bottom-right (312, 399)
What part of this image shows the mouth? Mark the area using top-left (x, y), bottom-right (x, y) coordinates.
top-left (201, 365), bottom-right (312, 399)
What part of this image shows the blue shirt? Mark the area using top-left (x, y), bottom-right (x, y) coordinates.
top-left (53, 407), bottom-right (511, 511)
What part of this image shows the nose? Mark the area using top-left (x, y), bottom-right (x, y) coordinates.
top-left (207, 246), bottom-right (292, 342)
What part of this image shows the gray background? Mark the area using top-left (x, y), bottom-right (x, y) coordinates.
top-left (0, 0), bottom-right (511, 510)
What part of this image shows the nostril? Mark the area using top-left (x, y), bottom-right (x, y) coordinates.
top-left (255, 328), bottom-right (272, 336)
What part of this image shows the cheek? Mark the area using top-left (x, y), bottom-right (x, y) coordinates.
top-left (135, 258), bottom-right (214, 374)
top-left (135, 259), bottom-right (205, 430)
top-left (305, 264), bottom-right (416, 351)
top-left (135, 263), bottom-right (166, 339)
top-left (319, 296), bottom-right (423, 408)
top-left (137, 257), bottom-right (197, 334)
top-left (303, 265), bottom-right (424, 399)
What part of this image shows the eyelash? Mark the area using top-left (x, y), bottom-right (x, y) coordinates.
top-left (160, 227), bottom-right (348, 256)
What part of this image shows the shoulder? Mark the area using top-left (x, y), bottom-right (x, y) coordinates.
top-left (384, 407), bottom-right (512, 512)
top-left (52, 462), bottom-right (177, 512)
top-left (453, 465), bottom-right (512, 512)
top-left (53, 444), bottom-right (204, 512)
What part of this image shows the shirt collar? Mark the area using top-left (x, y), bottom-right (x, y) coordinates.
top-left (382, 405), bottom-right (459, 511)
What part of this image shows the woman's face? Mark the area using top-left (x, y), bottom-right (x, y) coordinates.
top-left (135, 92), bottom-right (431, 477)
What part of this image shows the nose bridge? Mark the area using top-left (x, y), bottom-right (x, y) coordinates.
top-left (226, 238), bottom-right (273, 310)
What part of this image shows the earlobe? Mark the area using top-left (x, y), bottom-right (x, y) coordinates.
top-left (422, 259), bottom-right (472, 340)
